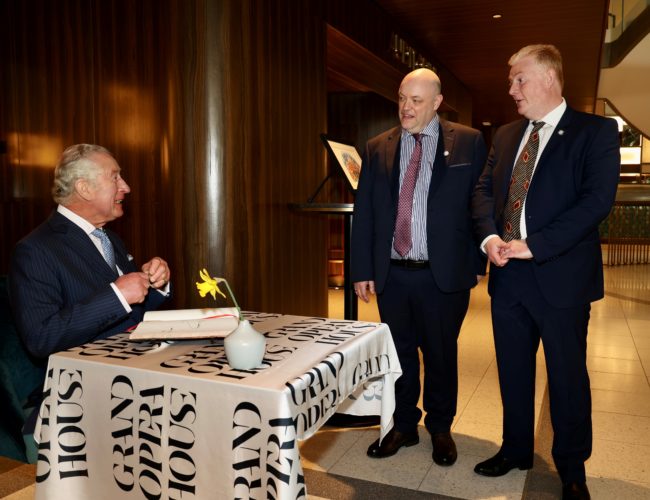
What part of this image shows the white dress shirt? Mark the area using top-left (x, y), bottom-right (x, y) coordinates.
top-left (391, 115), bottom-right (440, 260)
top-left (481, 98), bottom-right (567, 251)
top-left (57, 204), bottom-right (132, 312)
top-left (514, 99), bottom-right (567, 239)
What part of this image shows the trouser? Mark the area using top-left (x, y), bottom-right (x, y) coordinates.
top-left (378, 265), bottom-right (469, 434)
top-left (491, 260), bottom-right (592, 484)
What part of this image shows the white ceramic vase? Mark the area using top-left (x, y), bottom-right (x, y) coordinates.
top-left (224, 319), bottom-right (266, 369)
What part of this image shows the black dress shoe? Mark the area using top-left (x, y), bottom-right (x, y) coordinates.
top-left (431, 432), bottom-right (457, 466)
top-left (562, 482), bottom-right (590, 500)
top-left (367, 428), bottom-right (419, 458)
top-left (474, 451), bottom-right (533, 477)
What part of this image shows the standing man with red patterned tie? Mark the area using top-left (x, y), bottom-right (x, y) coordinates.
top-left (471, 45), bottom-right (620, 500)
top-left (351, 68), bottom-right (487, 466)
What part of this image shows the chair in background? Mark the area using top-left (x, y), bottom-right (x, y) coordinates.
top-left (0, 275), bottom-right (44, 462)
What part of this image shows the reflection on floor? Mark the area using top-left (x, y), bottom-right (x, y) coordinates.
top-left (301, 264), bottom-right (650, 499)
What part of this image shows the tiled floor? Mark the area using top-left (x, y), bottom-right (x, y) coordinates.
top-left (299, 263), bottom-right (650, 499)
top-left (0, 459), bottom-right (35, 499)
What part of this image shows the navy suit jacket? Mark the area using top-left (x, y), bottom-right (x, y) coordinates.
top-left (472, 107), bottom-right (620, 308)
top-left (9, 211), bottom-right (168, 358)
top-left (351, 119), bottom-right (487, 294)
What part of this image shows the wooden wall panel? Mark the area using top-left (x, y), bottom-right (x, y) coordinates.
top-left (3, 0), bottom-right (457, 319)
top-left (220, 0), bottom-right (328, 316)
top-left (1, 0), bottom-right (96, 272)
top-left (324, 0), bottom-right (473, 125)
top-left (89, 0), bottom-right (177, 291)
top-left (324, 92), bottom-right (398, 279)
top-left (324, 0), bottom-right (403, 70)
top-left (1, 0), bottom-right (329, 317)
top-left (165, 0), bottom-right (229, 311)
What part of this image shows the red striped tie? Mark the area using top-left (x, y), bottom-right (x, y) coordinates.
top-left (394, 133), bottom-right (423, 256)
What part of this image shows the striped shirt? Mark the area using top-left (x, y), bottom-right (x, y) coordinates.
top-left (391, 116), bottom-right (440, 260)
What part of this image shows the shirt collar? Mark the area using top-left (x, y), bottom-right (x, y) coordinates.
top-left (57, 204), bottom-right (97, 235)
top-left (401, 114), bottom-right (439, 141)
top-left (535, 98), bottom-right (566, 129)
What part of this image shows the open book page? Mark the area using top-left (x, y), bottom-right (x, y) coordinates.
top-left (129, 307), bottom-right (240, 340)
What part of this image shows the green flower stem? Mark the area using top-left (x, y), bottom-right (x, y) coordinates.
top-left (219, 279), bottom-right (242, 321)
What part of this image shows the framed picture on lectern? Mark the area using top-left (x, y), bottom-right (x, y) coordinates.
top-left (321, 134), bottom-right (362, 191)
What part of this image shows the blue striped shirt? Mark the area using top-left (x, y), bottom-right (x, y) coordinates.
top-left (391, 116), bottom-right (440, 260)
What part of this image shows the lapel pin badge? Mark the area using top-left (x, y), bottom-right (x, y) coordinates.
top-left (557, 129), bottom-right (564, 136)
top-left (444, 150), bottom-right (449, 156)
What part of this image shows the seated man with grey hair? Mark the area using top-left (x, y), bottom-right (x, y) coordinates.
top-left (10, 143), bottom-right (171, 362)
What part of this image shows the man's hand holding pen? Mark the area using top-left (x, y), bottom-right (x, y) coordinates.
top-left (114, 257), bottom-right (170, 304)
top-left (115, 273), bottom-right (150, 304)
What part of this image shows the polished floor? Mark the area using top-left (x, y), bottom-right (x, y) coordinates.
top-left (1, 263), bottom-right (649, 499)
top-left (301, 262), bottom-right (650, 499)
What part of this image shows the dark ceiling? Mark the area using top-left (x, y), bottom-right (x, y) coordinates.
top-left (373, 0), bottom-right (610, 128)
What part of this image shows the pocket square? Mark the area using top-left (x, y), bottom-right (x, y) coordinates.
top-left (448, 162), bottom-right (471, 168)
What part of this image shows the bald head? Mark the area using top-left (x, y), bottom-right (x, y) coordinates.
top-left (401, 68), bottom-right (442, 95)
top-left (398, 69), bottom-right (443, 134)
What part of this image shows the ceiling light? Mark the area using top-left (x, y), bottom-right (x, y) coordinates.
top-left (492, 14), bottom-right (502, 19)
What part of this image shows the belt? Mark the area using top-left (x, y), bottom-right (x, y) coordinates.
top-left (390, 259), bottom-right (429, 269)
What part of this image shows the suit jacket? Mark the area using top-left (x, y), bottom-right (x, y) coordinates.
top-left (351, 119), bottom-right (487, 294)
top-left (472, 106), bottom-right (620, 308)
top-left (9, 211), bottom-right (169, 358)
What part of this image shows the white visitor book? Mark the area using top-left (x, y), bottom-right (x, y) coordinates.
top-left (128, 307), bottom-right (240, 340)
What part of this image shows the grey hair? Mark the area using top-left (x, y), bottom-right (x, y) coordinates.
top-left (509, 44), bottom-right (564, 90)
top-left (52, 144), bottom-right (113, 204)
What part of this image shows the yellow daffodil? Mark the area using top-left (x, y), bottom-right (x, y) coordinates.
top-left (196, 268), bottom-right (242, 320)
top-left (196, 268), bottom-right (227, 300)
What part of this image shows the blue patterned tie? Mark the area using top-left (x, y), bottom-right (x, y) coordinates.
top-left (92, 228), bottom-right (117, 272)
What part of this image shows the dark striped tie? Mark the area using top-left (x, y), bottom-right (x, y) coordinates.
top-left (502, 121), bottom-right (545, 242)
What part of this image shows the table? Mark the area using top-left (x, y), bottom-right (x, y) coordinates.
top-left (33, 312), bottom-right (401, 500)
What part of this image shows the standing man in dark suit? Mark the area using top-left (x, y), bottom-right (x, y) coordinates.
top-left (10, 144), bottom-right (171, 360)
top-left (351, 68), bottom-right (487, 466)
top-left (471, 45), bottom-right (619, 500)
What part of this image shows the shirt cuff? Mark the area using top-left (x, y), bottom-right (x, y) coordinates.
top-left (156, 281), bottom-right (171, 296)
top-left (480, 234), bottom-right (499, 254)
top-left (110, 282), bottom-right (132, 313)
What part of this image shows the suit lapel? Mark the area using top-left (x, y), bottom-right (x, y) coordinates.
top-left (535, 106), bottom-right (573, 168)
top-left (49, 211), bottom-right (119, 279)
top-left (499, 120), bottom-right (529, 201)
top-left (388, 121), bottom-right (449, 207)
top-left (383, 127), bottom-right (401, 205)
top-left (441, 120), bottom-right (455, 161)
top-left (427, 121), bottom-right (450, 203)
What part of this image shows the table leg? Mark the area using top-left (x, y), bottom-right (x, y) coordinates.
top-left (343, 213), bottom-right (358, 320)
